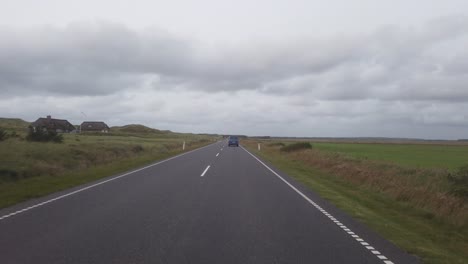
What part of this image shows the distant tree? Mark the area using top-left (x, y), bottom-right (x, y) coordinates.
top-left (26, 126), bottom-right (63, 143)
top-left (0, 129), bottom-right (6, 141)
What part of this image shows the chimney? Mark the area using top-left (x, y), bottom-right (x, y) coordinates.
top-left (47, 115), bottom-right (51, 120)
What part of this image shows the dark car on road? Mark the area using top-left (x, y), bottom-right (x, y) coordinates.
top-left (228, 136), bottom-right (239, 147)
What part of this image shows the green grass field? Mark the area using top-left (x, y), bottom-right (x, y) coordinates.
top-left (0, 118), bottom-right (30, 132)
top-left (244, 140), bottom-right (468, 264)
top-left (312, 142), bottom-right (468, 169)
top-left (0, 118), bottom-right (218, 208)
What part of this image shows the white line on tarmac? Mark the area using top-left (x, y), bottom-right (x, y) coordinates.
top-left (200, 165), bottom-right (211, 177)
top-left (216, 153), bottom-right (219, 157)
top-left (0, 143), bottom-right (215, 221)
top-left (241, 146), bottom-right (394, 264)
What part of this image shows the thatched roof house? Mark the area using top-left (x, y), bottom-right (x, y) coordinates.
top-left (31, 115), bottom-right (75, 133)
top-left (80, 121), bottom-right (110, 133)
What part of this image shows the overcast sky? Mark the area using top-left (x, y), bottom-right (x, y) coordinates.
top-left (1, 0), bottom-right (468, 139)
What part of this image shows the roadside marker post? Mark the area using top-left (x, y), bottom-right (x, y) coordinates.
top-left (258, 143), bottom-right (261, 151)
top-left (183, 141), bottom-right (186, 150)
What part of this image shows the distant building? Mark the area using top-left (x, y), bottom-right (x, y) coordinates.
top-left (80, 121), bottom-right (110, 133)
top-left (31, 115), bottom-right (75, 133)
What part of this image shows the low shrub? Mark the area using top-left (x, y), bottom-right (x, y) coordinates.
top-left (132, 145), bottom-right (144, 153)
top-left (447, 165), bottom-right (468, 198)
top-left (0, 129), bottom-right (6, 141)
top-left (26, 126), bottom-right (63, 143)
top-left (280, 142), bottom-right (312, 152)
top-left (0, 169), bottom-right (19, 181)
top-left (9, 131), bottom-right (19, 138)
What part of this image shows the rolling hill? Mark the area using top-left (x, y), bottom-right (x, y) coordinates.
top-left (0, 118), bottom-right (30, 131)
top-left (110, 124), bottom-right (172, 134)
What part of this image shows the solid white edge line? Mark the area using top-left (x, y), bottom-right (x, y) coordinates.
top-left (200, 165), bottom-right (211, 177)
top-left (0, 142), bottom-right (216, 221)
top-left (241, 146), bottom-right (394, 264)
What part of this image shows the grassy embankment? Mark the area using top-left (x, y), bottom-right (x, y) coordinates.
top-left (0, 118), bottom-right (218, 209)
top-left (243, 140), bottom-right (468, 264)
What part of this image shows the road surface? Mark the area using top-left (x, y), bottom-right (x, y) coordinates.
top-left (0, 141), bottom-right (419, 263)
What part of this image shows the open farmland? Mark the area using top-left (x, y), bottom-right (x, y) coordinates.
top-left (243, 139), bottom-right (468, 264)
top-left (312, 142), bottom-right (468, 169)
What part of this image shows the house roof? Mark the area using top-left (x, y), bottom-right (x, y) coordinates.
top-left (31, 117), bottom-right (75, 131)
top-left (80, 121), bottom-right (110, 130)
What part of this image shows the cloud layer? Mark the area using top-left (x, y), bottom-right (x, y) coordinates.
top-left (1, 16), bottom-right (468, 138)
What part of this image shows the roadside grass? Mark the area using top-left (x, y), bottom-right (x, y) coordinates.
top-left (0, 133), bottom-right (216, 209)
top-left (312, 142), bottom-right (468, 169)
top-left (244, 140), bottom-right (468, 264)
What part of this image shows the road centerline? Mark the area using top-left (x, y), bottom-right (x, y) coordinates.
top-left (200, 165), bottom-right (211, 177)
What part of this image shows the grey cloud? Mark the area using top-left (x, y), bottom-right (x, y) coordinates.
top-left (0, 21), bottom-right (362, 97)
top-left (1, 16), bottom-right (468, 104)
top-left (0, 22), bottom-right (194, 96)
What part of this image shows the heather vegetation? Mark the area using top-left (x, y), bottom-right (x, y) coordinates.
top-left (279, 142), bottom-right (312, 152)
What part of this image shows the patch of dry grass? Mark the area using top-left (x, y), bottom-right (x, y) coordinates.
top-left (251, 140), bottom-right (467, 227)
top-left (294, 149), bottom-right (466, 226)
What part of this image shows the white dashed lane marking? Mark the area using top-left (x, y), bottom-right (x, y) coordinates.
top-left (200, 165), bottom-right (211, 177)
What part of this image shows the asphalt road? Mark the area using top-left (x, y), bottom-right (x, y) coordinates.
top-left (0, 141), bottom-right (419, 264)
